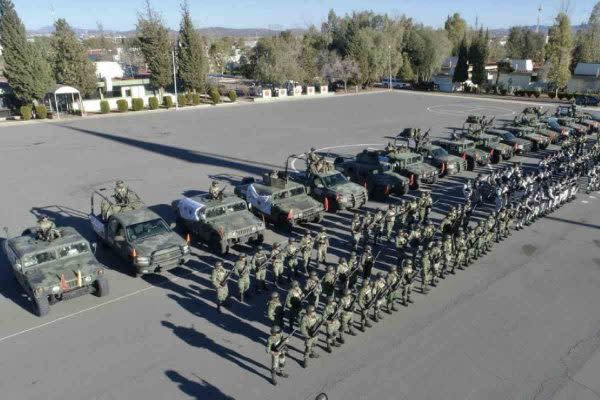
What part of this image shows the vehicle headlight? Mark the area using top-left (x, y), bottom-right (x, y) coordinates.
top-left (52, 286), bottom-right (60, 294)
top-left (182, 245), bottom-right (190, 253)
top-left (95, 268), bottom-right (104, 275)
top-left (84, 275), bottom-right (92, 283)
top-left (34, 287), bottom-right (45, 296)
top-left (136, 256), bottom-right (149, 265)
top-left (251, 226), bottom-right (257, 232)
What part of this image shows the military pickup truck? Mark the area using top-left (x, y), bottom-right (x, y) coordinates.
top-left (172, 192), bottom-right (265, 255)
top-left (291, 166), bottom-right (368, 212)
top-left (463, 132), bottom-right (514, 163)
top-left (89, 189), bottom-right (189, 277)
top-left (501, 125), bottom-right (551, 150)
top-left (412, 143), bottom-right (467, 177)
top-left (235, 172), bottom-right (324, 227)
top-left (383, 149), bottom-right (439, 189)
top-left (3, 225), bottom-right (108, 316)
top-left (432, 138), bottom-right (491, 171)
top-left (333, 150), bottom-right (409, 198)
top-left (485, 128), bottom-right (533, 155)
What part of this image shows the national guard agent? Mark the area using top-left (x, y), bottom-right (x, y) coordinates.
top-left (233, 254), bottom-right (251, 303)
top-left (372, 272), bottom-right (387, 322)
top-left (420, 249), bottom-right (431, 294)
top-left (252, 245), bottom-right (268, 293)
top-left (304, 271), bottom-right (322, 308)
top-left (36, 215), bottom-right (61, 241)
top-left (455, 229), bottom-right (467, 270)
top-left (339, 288), bottom-right (357, 337)
top-left (351, 214), bottom-right (362, 251)
top-left (208, 180), bottom-right (222, 200)
top-left (395, 230), bottom-right (409, 266)
top-left (322, 265), bottom-right (337, 298)
top-left (323, 296), bottom-right (343, 352)
top-left (400, 259), bottom-right (414, 306)
top-left (357, 278), bottom-right (373, 331)
top-left (315, 227), bottom-right (329, 266)
top-left (428, 242), bottom-right (440, 285)
top-left (300, 305), bottom-right (321, 368)
top-left (384, 204), bottom-right (397, 241)
top-left (211, 261), bottom-right (230, 312)
top-left (267, 292), bottom-right (284, 328)
top-left (266, 325), bottom-right (288, 385)
top-left (385, 265), bottom-right (399, 312)
top-left (336, 257), bottom-right (350, 294)
top-left (347, 251), bottom-right (359, 290)
top-left (285, 281), bottom-right (304, 330)
top-left (284, 238), bottom-right (299, 282)
top-left (270, 243), bottom-right (285, 286)
top-left (299, 232), bottom-right (314, 275)
top-left (361, 245), bottom-right (374, 280)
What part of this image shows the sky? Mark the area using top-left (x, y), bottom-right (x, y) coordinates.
top-left (15, 0), bottom-right (598, 31)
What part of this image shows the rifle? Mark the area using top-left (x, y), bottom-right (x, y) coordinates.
top-left (219, 266), bottom-right (235, 287)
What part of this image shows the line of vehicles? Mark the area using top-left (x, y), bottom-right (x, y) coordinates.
top-left (3, 106), bottom-right (599, 316)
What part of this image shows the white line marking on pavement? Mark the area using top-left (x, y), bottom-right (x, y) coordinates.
top-left (426, 104), bottom-right (516, 118)
top-left (581, 200), bottom-right (589, 204)
top-left (289, 143), bottom-right (385, 172)
top-left (590, 196), bottom-right (597, 199)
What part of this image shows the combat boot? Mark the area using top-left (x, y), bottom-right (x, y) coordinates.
top-left (358, 322), bottom-right (365, 332)
top-left (407, 296), bottom-right (414, 304)
top-left (391, 303), bottom-right (398, 312)
top-left (271, 370), bottom-right (277, 385)
top-left (217, 302), bottom-right (222, 313)
top-left (326, 340), bottom-right (332, 353)
top-left (365, 320), bottom-right (373, 328)
top-left (348, 327), bottom-right (357, 336)
top-left (422, 285), bottom-right (429, 294)
top-left (372, 313), bottom-right (379, 323)
top-left (239, 293), bottom-right (244, 303)
top-left (338, 333), bottom-right (345, 344)
top-left (277, 370), bottom-right (289, 378)
top-left (310, 351), bottom-right (320, 359)
top-left (302, 357), bottom-right (308, 368)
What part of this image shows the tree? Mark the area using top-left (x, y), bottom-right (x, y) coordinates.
top-left (0, 0), bottom-right (53, 104)
top-left (571, 2), bottom-right (600, 67)
top-left (404, 27), bottom-right (450, 82)
top-left (247, 32), bottom-right (303, 85)
top-left (177, 1), bottom-right (208, 92)
top-left (444, 13), bottom-right (467, 55)
top-left (397, 52), bottom-right (415, 81)
top-left (209, 38), bottom-right (233, 75)
top-left (469, 29), bottom-right (489, 86)
top-left (546, 12), bottom-right (573, 93)
top-left (505, 27), bottom-right (545, 63)
top-left (50, 19), bottom-right (98, 96)
top-left (321, 52), bottom-right (359, 91)
top-left (453, 37), bottom-right (469, 83)
top-left (347, 28), bottom-right (387, 86)
top-left (137, 1), bottom-right (172, 96)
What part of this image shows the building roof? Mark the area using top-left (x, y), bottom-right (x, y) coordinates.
top-left (510, 59), bottom-right (534, 73)
top-left (46, 85), bottom-right (80, 95)
top-left (573, 63), bottom-right (600, 77)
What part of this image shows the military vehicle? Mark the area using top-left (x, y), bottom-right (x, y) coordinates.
top-left (382, 149), bottom-right (439, 189)
top-left (414, 143), bottom-right (467, 176)
top-left (485, 128), bottom-right (533, 155)
top-left (463, 132), bottom-right (514, 163)
top-left (292, 159), bottom-right (368, 211)
top-left (333, 150), bottom-right (409, 198)
top-left (235, 171), bottom-right (324, 227)
top-left (546, 117), bottom-right (572, 138)
top-left (432, 138), bottom-right (491, 170)
top-left (89, 188), bottom-right (189, 277)
top-left (172, 192), bottom-right (265, 255)
top-left (3, 224), bottom-right (108, 316)
top-left (557, 117), bottom-right (596, 135)
top-left (512, 115), bottom-right (559, 143)
top-left (501, 125), bottom-right (550, 150)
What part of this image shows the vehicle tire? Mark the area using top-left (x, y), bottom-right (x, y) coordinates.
top-left (502, 152), bottom-right (512, 160)
top-left (94, 277), bottom-right (109, 297)
top-left (409, 179), bottom-right (420, 191)
top-left (33, 295), bottom-right (50, 317)
top-left (491, 152), bottom-right (501, 164)
top-left (314, 213), bottom-right (323, 224)
top-left (253, 233), bottom-right (265, 244)
top-left (466, 158), bottom-right (475, 171)
top-left (394, 184), bottom-right (407, 196)
top-left (327, 197), bottom-right (339, 213)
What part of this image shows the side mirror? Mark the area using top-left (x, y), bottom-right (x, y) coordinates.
top-left (170, 222), bottom-right (177, 229)
top-left (15, 262), bottom-right (22, 272)
top-left (114, 235), bottom-right (125, 242)
top-left (91, 243), bottom-right (98, 254)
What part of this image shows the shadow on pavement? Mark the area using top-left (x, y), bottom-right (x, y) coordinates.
top-left (165, 370), bottom-right (235, 400)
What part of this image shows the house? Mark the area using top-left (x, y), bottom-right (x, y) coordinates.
top-left (432, 56), bottom-right (497, 92)
top-left (496, 59), bottom-right (536, 89)
top-left (94, 61), bottom-right (124, 80)
top-left (567, 63), bottom-right (600, 93)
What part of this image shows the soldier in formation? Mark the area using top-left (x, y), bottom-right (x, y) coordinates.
top-left (211, 261), bottom-right (230, 313)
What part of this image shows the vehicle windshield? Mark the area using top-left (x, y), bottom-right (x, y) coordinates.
top-left (461, 142), bottom-right (475, 150)
top-left (204, 202), bottom-right (247, 218)
top-left (273, 187), bottom-right (305, 201)
top-left (22, 250), bottom-right (57, 268)
top-left (58, 242), bottom-right (89, 259)
top-left (321, 172), bottom-right (348, 186)
top-left (126, 218), bottom-right (170, 241)
top-left (431, 148), bottom-right (448, 157)
top-left (504, 132), bottom-right (517, 140)
top-left (487, 136), bottom-right (499, 143)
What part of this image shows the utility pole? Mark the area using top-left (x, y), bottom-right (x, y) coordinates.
top-left (536, 4), bottom-right (543, 33)
top-left (388, 45), bottom-right (392, 91)
top-left (172, 48), bottom-right (179, 111)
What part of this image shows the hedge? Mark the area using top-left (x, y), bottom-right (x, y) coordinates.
top-left (163, 95), bottom-right (173, 109)
top-left (548, 92), bottom-right (556, 99)
top-left (190, 93), bottom-right (201, 105)
top-left (131, 98), bottom-right (144, 111)
top-left (228, 90), bottom-right (237, 102)
top-left (116, 99), bottom-right (128, 112)
top-left (100, 100), bottom-right (110, 114)
top-left (148, 96), bottom-right (159, 110)
top-left (209, 87), bottom-right (221, 104)
top-left (34, 105), bottom-right (47, 119)
top-left (20, 105), bottom-right (32, 121)
top-left (177, 94), bottom-right (187, 107)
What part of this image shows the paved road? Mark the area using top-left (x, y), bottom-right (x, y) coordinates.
top-left (1, 91), bottom-right (599, 400)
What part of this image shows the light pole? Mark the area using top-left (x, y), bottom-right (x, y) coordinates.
top-left (388, 45), bottom-right (392, 91)
top-left (172, 47), bottom-right (179, 110)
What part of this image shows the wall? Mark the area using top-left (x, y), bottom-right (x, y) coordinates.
top-left (76, 92), bottom-right (175, 113)
top-left (567, 77), bottom-right (600, 93)
top-left (497, 72), bottom-right (532, 89)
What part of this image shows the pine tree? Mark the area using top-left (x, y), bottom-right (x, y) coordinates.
top-left (0, 0), bottom-right (53, 104)
top-left (547, 13), bottom-right (573, 94)
top-left (51, 19), bottom-right (97, 96)
top-left (453, 37), bottom-right (469, 83)
top-left (137, 1), bottom-right (172, 96)
top-left (397, 53), bottom-right (414, 81)
top-left (469, 29), bottom-right (488, 86)
top-left (177, 1), bottom-right (208, 93)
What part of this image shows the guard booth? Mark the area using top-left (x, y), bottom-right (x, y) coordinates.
top-left (44, 85), bottom-right (85, 119)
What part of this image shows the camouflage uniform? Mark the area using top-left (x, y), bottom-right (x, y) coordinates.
top-left (285, 281), bottom-right (303, 330)
top-left (284, 239), bottom-right (299, 282)
top-left (442, 234), bottom-right (454, 276)
top-left (372, 273), bottom-right (387, 321)
top-left (360, 246), bottom-right (374, 280)
top-left (322, 266), bottom-right (337, 298)
top-left (400, 259), bottom-right (414, 306)
top-left (336, 257), bottom-right (350, 294)
top-left (385, 266), bottom-right (399, 312)
top-left (419, 192), bottom-right (433, 222)
top-left (211, 261), bottom-right (229, 312)
top-left (465, 229), bottom-right (476, 265)
top-left (395, 231), bottom-right (408, 266)
top-left (420, 249), bottom-right (431, 294)
top-left (299, 233), bottom-right (314, 275)
top-left (270, 243), bottom-right (285, 285)
top-left (422, 223), bottom-right (435, 248)
top-left (300, 306), bottom-right (321, 368)
top-left (304, 271), bottom-right (322, 308)
top-left (323, 296), bottom-right (343, 351)
top-left (351, 214), bottom-right (362, 251)
top-left (454, 231), bottom-right (467, 270)
top-left (372, 210), bottom-right (385, 245)
top-left (266, 325), bottom-right (288, 385)
top-left (252, 245), bottom-right (269, 292)
top-left (208, 180), bottom-right (221, 199)
top-left (233, 254), bottom-right (251, 303)
top-left (430, 241), bottom-right (442, 281)
top-left (315, 228), bottom-right (329, 266)
top-left (394, 201), bottom-right (407, 231)
top-left (339, 289), bottom-right (357, 336)
top-left (267, 292), bottom-right (284, 328)
top-left (347, 251), bottom-right (359, 290)
top-left (384, 205), bottom-right (397, 240)
top-left (485, 216), bottom-right (495, 252)
top-left (357, 279), bottom-right (374, 331)
top-left (475, 222), bottom-right (485, 258)
top-left (36, 216), bottom-right (61, 241)
top-left (407, 228), bottom-right (422, 263)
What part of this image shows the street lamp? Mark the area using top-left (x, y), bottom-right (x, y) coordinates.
top-left (172, 43), bottom-right (180, 110)
top-left (388, 44), bottom-right (392, 91)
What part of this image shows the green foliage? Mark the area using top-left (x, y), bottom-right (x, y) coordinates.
top-left (177, 2), bottom-right (208, 92)
top-left (137, 4), bottom-right (172, 93)
top-left (397, 53), bottom-right (415, 81)
top-left (209, 87), bottom-right (221, 104)
top-left (228, 90), bottom-right (237, 102)
top-left (547, 13), bottom-right (573, 92)
top-left (571, 3), bottom-right (600, 68)
top-left (453, 38), bottom-right (469, 83)
top-left (19, 104), bottom-right (31, 120)
top-left (189, 93), bottom-right (201, 105)
top-left (444, 13), bottom-right (467, 55)
top-left (469, 29), bottom-right (489, 86)
top-left (100, 100), bottom-right (110, 113)
top-left (249, 32), bottom-right (303, 85)
top-left (34, 104), bottom-right (47, 119)
top-left (177, 94), bottom-right (187, 107)
top-left (131, 97), bottom-right (144, 111)
top-left (50, 19), bottom-right (97, 96)
top-left (116, 99), bottom-right (128, 112)
top-left (163, 95), bottom-right (173, 108)
top-left (548, 91), bottom-right (557, 99)
top-left (404, 27), bottom-right (451, 82)
top-left (0, 0), bottom-right (54, 103)
top-left (148, 96), bottom-right (159, 109)
top-left (505, 27), bottom-right (545, 63)
top-left (209, 37), bottom-right (234, 75)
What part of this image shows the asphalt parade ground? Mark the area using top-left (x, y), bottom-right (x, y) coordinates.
top-left (1, 91), bottom-right (599, 400)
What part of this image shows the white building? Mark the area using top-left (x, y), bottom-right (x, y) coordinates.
top-left (567, 63), bottom-right (600, 93)
top-left (94, 61), bottom-right (124, 80)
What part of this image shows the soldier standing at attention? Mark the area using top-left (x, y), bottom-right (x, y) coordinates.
top-left (315, 227), bottom-right (329, 267)
top-left (323, 296), bottom-right (343, 352)
top-left (304, 271), bottom-right (322, 308)
top-left (361, 245), bottom-right (374, 281)
top-left (400, 259), bottom-right (414, 306)
top-left (208, 180), bottom-right (221, 200)
top-left (357, 278), bottom-right (373, 331)
top-left (395, 230), bottom-right (408, 266)
top-left (372, 272), bottom-right (387, 322)
top-left (270, 243), bottom-right (285, 286)
top-left (385, 265), bottom-right (399, 313)
top-left (252, 245), bottom-right (268, 293)
top-left (339, 288), bottom-right (357, 337)
top-left (384, 204), bottom-right (397, 241)
top-left (267, 292), bottom-right (284, 328)
top-left (455, 229), bottom-right (467, 270)
top-left (321, 266), bottom-right (337, 298)
top-left (211, 261), bottom-right (230, 313)
top-left (284, 238), bottom-right (299, 282)
top-left (299, 231), bottom-right (314, 275)
top-left (285, 281), bottom-right (303, 331)
top-left (336, 257), bottom-right (350, 294)
top-left (420, 249), bottom-right (431, 294)
top-left (351, 214), bottom-right (362, 251)
top-left (347, 251), bottom-right (359, 291)
top-left (300, 305), bottom-right (321, 368)
top-left (233, 254), bottom-right (251, 303)
top-left (442, 234), bottom-right (454, 277)
top-left (266, 325), bottom-right (288, 385)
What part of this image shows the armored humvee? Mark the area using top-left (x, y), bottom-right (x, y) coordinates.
top-left (3, 225), bottom-right (108, 316)
top-left (235, 171), bottom-right (324, 227)
top-left (485, 128), bottom-right (533, 155)
top-left (414, 143), bottom-right (467, 176)
top-left (172, 191), bottom-right (265, 255)
top-left (501, 125), bottom-right (550, 150)
top-left (463, 132), bottom-right (514, 163)
top-left (382, 149), bottom-right (439, 189)
top-left (89, 188), bottom-right (189, 277)
top-left (432, 138), bottom-right (490, 170)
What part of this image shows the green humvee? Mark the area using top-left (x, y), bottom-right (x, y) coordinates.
top-left (89, 189), bottom-right (189, 277)
top-left (384, 149), bottom-right (439, 189)
top-left (172, 192), bottom-right (266, 255)
top-left (3, 225), bottom-right (108, 316)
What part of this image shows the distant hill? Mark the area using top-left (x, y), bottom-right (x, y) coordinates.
top-left (488, 24), bottom-right (586, 37)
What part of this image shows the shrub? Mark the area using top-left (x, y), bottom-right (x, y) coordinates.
top-left (19, 105), bottom-right (32, 121)
top-left (566, 93), bottom-right (574, 100)
top-left (100, 100), bottom-right (110, 114)
top-left (131, 98), bottom-right (144, 111)
top-left (34, 105), bottom-right (47, 119)
top-left (228, 90), bottom-right (237, 102)
top-left (163, 95), bottom-right (173, 109)
top-left (117, 99), bottom-right (128, 112)
top-left (190, 93), bottom-right (201, 105)
top-left (534, 88), bottom-right (541, 98)
top-left (557, 92), bottom-right (565, 100)
top-left (526, 91), bottom-right (533, 97)
top-left (209, 87), bottom-right (221, 105)
top-left (148, 96), bottom-right (159, 110)
top-left (548, 91), bottom-right (556, 99)
top-left (500, 88), bottom-right (508, 96)
top-left (177, 94), bottom-right (187, 107)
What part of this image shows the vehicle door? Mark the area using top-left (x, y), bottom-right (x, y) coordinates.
top-left (312, 177), bottom-right (326, 199)
top-left (5, 244), bottom-right (25, 286)
top-left (108, 217), bottom-right (129, 259)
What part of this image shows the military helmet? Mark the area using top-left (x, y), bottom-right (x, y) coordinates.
top-left (350, 250), bottom-right (356, 257)
top-left (116, 180), bottom-right (125, 188)
top-left (327, 265), bottom-right (334, 273)
top-left (307, 305), bottom-right (316, 313)
top-left (405, 259), bottom-right (413, 265)
top-left (363, 277), bottom-right (372, 285)
top-left (239, 254), bottom-right (246, 259)
top-left (271, 291), bottom-right (279, 299)
top-left (327, 295), bottom-right (335, 303)
top-left (211, 180), bottom-right (219, 186)
top-left (271, 325), bottom-right (282, 334)
top-left (291, 280), bottom-right (299, 288)
top-left (215, 261), bottom-right (223, 268)
top-left (390, 265), bottom-right (397, 272)
top-left (423, 249), bottom-right (430, 255)
top-left (257, 244), bottom-right (263, 251)
top-left (310, 147), bottom-right (316, 152)
top-left (310, 271), bottom-right (317, 278)
top-left (320, 227), bottom-right (326, 232)
top-left (388, 204), bottom-right (394, 209)
top-left (39, 215), bottom-right (49, 222)
top-left (343, 288), bottom-right (351, 295)
top-left (365, 245), bottom-right (372, 251)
